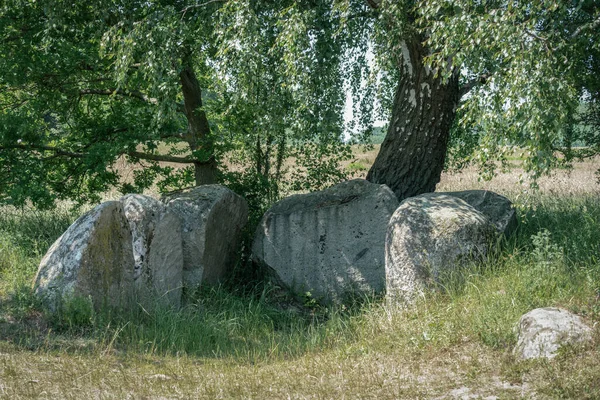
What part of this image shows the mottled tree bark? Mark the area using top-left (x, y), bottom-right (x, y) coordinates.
top-left (366, 35), bottom-right (460, 201)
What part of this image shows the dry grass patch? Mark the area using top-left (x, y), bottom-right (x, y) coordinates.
top-left (0, 338), bottom-right (531, 399)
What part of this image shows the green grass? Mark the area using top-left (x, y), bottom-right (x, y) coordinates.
top-left (347, 161), bottom-right (369, 173)
top-left (0, 193), bottom-right (599, 398)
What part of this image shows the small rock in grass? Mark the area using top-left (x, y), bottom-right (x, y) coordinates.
top-left (514, 307), bottom-right (593, 360)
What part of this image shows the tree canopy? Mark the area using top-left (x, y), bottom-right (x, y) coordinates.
top-left (1, 0), bottom-right (598, 208)
top-left (417, 0), bottom-right (600, 180)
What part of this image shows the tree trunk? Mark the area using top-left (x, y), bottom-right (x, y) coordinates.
top-left (180, 60), bottom-right (218, 186)
top-left (366, 36), bottom-right (459, 201)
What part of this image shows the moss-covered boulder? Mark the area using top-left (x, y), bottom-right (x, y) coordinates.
top-left (33, 201), bottom-right (135, 312)
top-left (34, 194), bottom-right (186, 312)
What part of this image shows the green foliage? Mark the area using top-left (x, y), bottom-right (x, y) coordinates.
top-left (0, 205), bottom-right (76, 320)
top-left (0, 0), bottom-right (355, 209)
top-left (564, 98), bottom-right (600, 166)
top-left (347, 161), bottom-right (368, 173)
top-left (1, 1), bottom-right (197, 206)
top-left (519, 195), bottom-right (600, 265)
top-left (530, 229), bottom-right (564, 269)
top-left (367, 126), bottom-right (387, 145)
top-left (419, 1), bottom-right (600, 180)
top-left (3, 0), bottom-right (597, 207)
top-left (51, 295), bottom-right (96, 333)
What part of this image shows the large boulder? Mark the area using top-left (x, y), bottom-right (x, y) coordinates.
top-left (121, 194), bottom-right (183, 308)
top-left (441, 190), bottom-right (517, 236)
top-left (162, 185), bottom-right (248, 289)
top-left (514, 307), bottom-right (593, 360)
top-left (385, 193), bottom-right (498, 304)
top-left (33, 195), bottom-right (186, 312)
top-left (33, 201), bottom-right (135, 312)
top-left (253, 179), bottom-right (399, 304)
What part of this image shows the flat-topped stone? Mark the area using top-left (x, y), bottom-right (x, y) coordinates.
top-left (253, 179), bottom-right (399, 304)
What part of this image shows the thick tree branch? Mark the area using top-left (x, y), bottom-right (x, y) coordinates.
top-left (525, 29), bottom-right (549, 43)
top-left (0, 98), bottom-right (28, 111)
top-left (181, 0), bottom-right (226, 16)
top-left (523, 29), bottom-right (554, 54)
top-left (365, 0), bottom-right (381, 10)
top-left (570, 15), bottom-right (600, 40)
top-left (159, 131), bottom-right (188, 140)
top-left (0, 144), bottom-right (212, 165)
top-left (179, 56), bottom-right (219, 184)
top-left (78, 88), bottom-right (185, 113)
top-left (347, 10), bottom-right (379, 20)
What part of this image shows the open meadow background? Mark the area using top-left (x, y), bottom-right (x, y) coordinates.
top-left (1, 147), bottom-right (599, 399)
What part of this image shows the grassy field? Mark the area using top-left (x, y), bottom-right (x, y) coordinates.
top-left (1, 152), bottom-right (600, 399)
